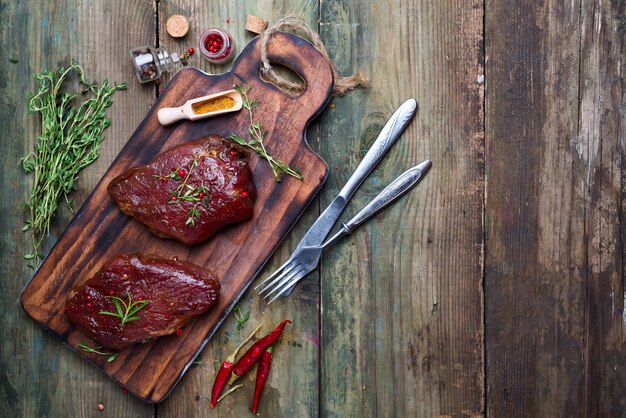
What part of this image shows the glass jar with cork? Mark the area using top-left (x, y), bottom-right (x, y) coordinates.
top-left (130, 46), bottom-right (180, 83)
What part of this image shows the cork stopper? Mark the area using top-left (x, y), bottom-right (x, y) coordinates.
top-left (245, 15), bottom-right (268, 34)
top-left (166, 15), bottom-right (189, 38)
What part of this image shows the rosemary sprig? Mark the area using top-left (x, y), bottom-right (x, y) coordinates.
top-left (21, 62), bottom-right (126, 266)
top-left (186, 204), bottom-right (202, 226)
top-left (77, 341), bottom-right (118, 363)
top-left (155, 158), bottom-right (210, 226)
top-left (233, 306), bottom-right (250, 332)
top-left (229, 84), bottom-right (304, 182)
top-left (99, 293), bottom-right (150, 327)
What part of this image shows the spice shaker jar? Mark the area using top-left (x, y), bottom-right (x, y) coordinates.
top-left (199, 28), bottom-right (236, 64)
top-left (130, 46), bottom-right (180, 83)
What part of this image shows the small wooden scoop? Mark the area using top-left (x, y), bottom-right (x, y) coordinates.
top-left (157, 89), bottom-right (243, 126)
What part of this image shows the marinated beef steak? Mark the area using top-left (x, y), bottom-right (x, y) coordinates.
top-left (64, 253), bottom-right (220, 349)
top-left (108, 135), bottom-right (256, 245)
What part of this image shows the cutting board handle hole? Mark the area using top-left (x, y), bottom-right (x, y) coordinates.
top-left (258, 63), bottom-right (305, 98)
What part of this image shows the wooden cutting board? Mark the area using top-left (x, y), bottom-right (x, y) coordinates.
top-left (20, 32), bottom-right (333, 403)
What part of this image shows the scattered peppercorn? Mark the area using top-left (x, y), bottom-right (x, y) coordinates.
top-left (187, 47), bottom-right (195, 55)
top-left (177, 169), bottom-right (186, 177)
top-left (176, 329), bottom-right (183, 336)
top-left (122, 388), bottom-right (129, 394)
top-left (241, 191), bottom-right (248, 198)
top-left (86, 302), bottom-right (93, 308)
top-left (97, 403), bottom-right (104, 411)
top-left (171, 195), bottom-right (178, 201)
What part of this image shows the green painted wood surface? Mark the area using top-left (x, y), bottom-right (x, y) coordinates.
top-left (318, 1), bottom-right (484, 416)
top-left (1, 0), bottom-right (625, 417)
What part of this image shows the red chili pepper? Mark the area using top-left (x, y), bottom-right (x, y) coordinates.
top-left (229, 320), bottom-right (290, 384)
top-left (210, 325), bottom-right (261, 408)
top-left (251, 346), bottom-right (273, 413)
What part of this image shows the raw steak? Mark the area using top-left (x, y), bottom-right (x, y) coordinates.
top-left (64, 253), bottom-right (220, 349)
top-left (107, 135), bottom-right (256, 245)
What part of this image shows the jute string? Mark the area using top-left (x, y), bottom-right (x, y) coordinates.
top-left (259, 16), bottom-right (370, 96)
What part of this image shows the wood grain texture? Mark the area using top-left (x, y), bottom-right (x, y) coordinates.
top-left (579, 0), bottom-right (625, 416)
top-left (485, 0), bottom-right (625, 416)
top-left (4, 0), bottom-right (626, 416)
top-left (319, 0), bottom-right (485, 416)
top-left (20, 31), bottom-right (333, 403)
top-left (0, 0), bottom-right (156, 417)
top-left (156, 2), bottom-right (325, 417)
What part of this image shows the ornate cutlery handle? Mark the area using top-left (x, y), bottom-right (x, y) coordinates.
top-left (337, 99), bottom-right (417, 201)
top-left (343, 160), bottom-right (431, 234)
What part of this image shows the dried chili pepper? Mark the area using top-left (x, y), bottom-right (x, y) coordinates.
top-left (210, 325), bottom-right (261, 408)
top-left (251, 346), bottom-right (273, 413)
top-left (229, 319), bottom-right (291, 384)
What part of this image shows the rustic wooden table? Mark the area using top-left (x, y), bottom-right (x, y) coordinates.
top-left (1, 1), bottom-right (624, 417)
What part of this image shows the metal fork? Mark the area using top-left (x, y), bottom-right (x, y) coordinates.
top-left (259, 160), bottom-right (432, 304)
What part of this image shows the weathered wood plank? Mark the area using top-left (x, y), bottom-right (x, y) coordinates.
top-left (485, 0), bottom-right (625, 416)
top-left (484, 0), bottom-right (584, 415)
top-left (0, 0), bottom-right (156, 416)
top-left (319, 1), bottom-right (485, 416)
top-left (579, 0), bottom-right (625, 416)
top-left (157, 2), bottom-right (323, 416)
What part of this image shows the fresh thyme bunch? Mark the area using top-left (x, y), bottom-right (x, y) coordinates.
top-left (20, 62), bottom-right (126, 265)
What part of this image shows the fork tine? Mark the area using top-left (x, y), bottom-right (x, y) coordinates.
top-left (258, 261), bottom-right (299, 295)
top-left (266, 269), bottom-right (309, 305)
top-left (254, 257), bottom-right (293, 290)
top-left (262, 266), bottom-right (305, 300)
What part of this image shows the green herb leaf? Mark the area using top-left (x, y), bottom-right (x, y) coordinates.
top-left (21, 63), bottom-right (125, 265)
top-left (100, 293), bottom-right (150, 327)
top-left (78, 341), bottom-right (118, 362)
top-left (233, 306), bottom-right (250, 332)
